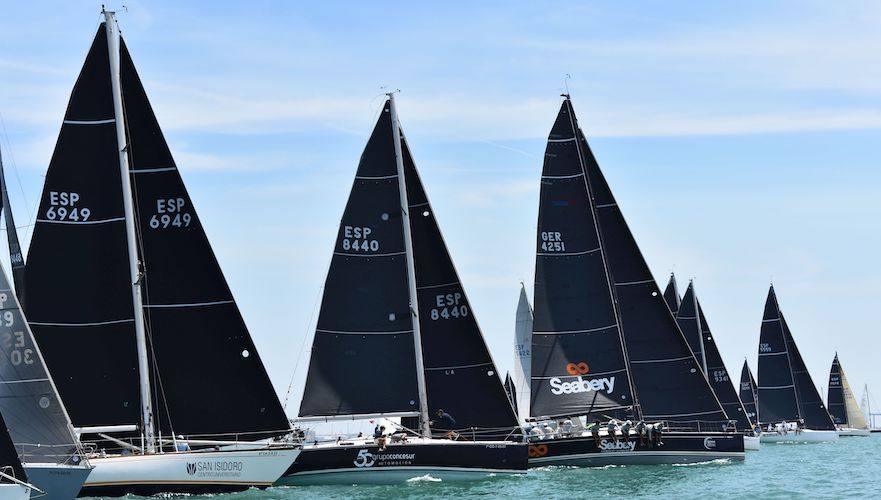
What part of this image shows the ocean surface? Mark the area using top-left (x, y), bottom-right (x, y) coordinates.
top-left (131, 435), bottom-right (880, 499)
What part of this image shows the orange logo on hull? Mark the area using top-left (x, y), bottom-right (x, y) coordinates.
top-left (566, 362), bottom-right (589, 375)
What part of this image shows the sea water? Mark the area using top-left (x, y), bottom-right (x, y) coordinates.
top-left (136, 435), bottom-right (880, 499)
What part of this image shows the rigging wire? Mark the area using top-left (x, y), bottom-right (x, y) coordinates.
top-left (282, 283), bottom-right (324, 411)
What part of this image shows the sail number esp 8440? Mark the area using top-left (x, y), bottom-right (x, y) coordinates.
top-left (430, 292), bottom-right (468, 320)
top-left (149, 197), bottom-right (192, 230)
top-left (342, 226), bottom-right (379, 252)
top-left (45, 191), bottom-right (90, 222)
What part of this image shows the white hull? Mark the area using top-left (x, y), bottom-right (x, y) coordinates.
top-left (22, 463), bottom-right (91, 500)
top-left (759, 429), bottom-right (838, 443)
top-left (82, 446), bottom-right (299, 496)
top-left (0, 485), bottom-right (30, 500)
top-left (837, 428), bottom-right (871, 437)
top-left (743, 435), bottom-right (761, 450)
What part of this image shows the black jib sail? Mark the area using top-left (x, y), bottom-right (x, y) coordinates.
top-left (27, 22), bottom-right (288, 442)
top-left (299, 101), bottom-right (420, 419)
top-left (663, 273), bottom-right (681, 316)
top-left (577, 107), bottom-right (727, 426)
top-left (531, 99), bottom-right (634, 420)
top-left (696, 298), bottom-right (752, 431)
top-left (119, 38), bottom-right (288, 440)
top-left (756, 286), bottom-right (800, 423)
top-left (301, 97), bottom-right (518, 438)
top-left (675, 282), bottom-right (706, 370)
top-left (0, 262), bottom-right (82, 465)
top-left (827, 354), bottom-right (846, 426)
top-left (0, 149), bottom-right (25, 305)
top-left (402, 135), bottom-right (518, 435)
top-left (739, 361), bottom-right (758, 425)
top-left (781, 316), bottom-right (835, 430)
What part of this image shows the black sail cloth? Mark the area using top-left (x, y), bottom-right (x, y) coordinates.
top-left (756, 286), bottom-right (800, 423)
top-left (299, 102), bottom-right (419, 418)
top-left (531, 101), bottom-right (634, 420)
top-left (739, 361), bottom-right (758, 424)
top-left (0, 151), bottom-right (25, 306)
top-left (781, 316), bottom-right (835, 430)
top-left (579, 125), bottom-right (727, 425)
top-left (675, 284), bottom-right (706, 370)
top-left (0, 264), bottom-right (81, 464)
top-left (28, 24), bottom-right (289, 441)
top-left (663, 274), bottom-right (680, 316)
top-left (827, 354), bottom-right (846, 426)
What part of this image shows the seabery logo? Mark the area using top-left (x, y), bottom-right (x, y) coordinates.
top-left (550, 361), bottom-right (615, 395)
top-left (598, 439), bottom-right (635, 452)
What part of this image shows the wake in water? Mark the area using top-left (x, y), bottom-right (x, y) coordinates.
top-left (406, 475), bottom-right (442, 483)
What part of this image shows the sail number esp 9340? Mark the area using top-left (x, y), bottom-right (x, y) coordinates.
top-left (149, 198), bottom-right (192, 230)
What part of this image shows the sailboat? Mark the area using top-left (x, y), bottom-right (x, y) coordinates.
top-left (756, 286), bottom-right (838, 443)
top-left (739, 361), bottom-right (759, 426)
top-left (0, 152), bottom-right (93, 500)
top-left (279, 94), bottom-right (526, 485)
top-left (24, 11), bottom-right (299, 495)
top-left (860, 385), bottom-right (881, 432)
top-left (512, 284), bottom-right (533, 424)
top-left (526, 96), bottom-right (743, 466)
top-left (827, 354), bottom-right (870, 436)
top-left (674, 279), bottom-right (758, 450)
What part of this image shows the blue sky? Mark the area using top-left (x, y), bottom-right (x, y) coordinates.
top-left (2, 1), bottom-right (881, 423)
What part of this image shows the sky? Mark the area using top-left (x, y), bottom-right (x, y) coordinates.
top-left (1, 1), bottom-right (880, 427)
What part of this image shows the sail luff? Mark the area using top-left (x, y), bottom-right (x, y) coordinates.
top-left (388, 94), bottom-right (431, 438)
top-left (103, 10), bottom-right (155, 452)
top-left (0, 149), bottom-right (25, 305)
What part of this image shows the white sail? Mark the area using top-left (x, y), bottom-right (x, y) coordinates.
top-left (513, 284), bottom-right (533, 423)
top-left (840, 366), bottom-right (868, 429)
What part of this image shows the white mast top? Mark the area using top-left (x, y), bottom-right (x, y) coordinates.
top-left (103, 9), bottom-right (156, 453)
top-left (388, 93), bottom-right (431, 438)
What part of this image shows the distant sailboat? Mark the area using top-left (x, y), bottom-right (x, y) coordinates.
top-left (280, 95), bottom-right (526, 485)
top-left (674, 280), bottom-right (758, 450)
top-left (24, 11), bottom-right (299, 495)
top-left (739, 361), bottom-right (759, 425)
top-left (860, 385), bottom-right (881, 432)
top-left (1, 132), bottom-right (93, 500)
top-left (512, 283), bottom-right (533, 423)
top-left (526, 96), bottom-right (743, 466)
top-left (827, 354), bottom-right (870, 436)
top-left (756, 286), bottom-right (837, 442)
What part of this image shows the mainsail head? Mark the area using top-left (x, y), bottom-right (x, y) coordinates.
top-left (663, 273), bottom-right (681, 316)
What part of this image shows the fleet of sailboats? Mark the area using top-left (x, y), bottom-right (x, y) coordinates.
top-left (0, 8), bottom-right (876, 498)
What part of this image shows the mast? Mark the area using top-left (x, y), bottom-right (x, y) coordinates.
top-left (690, 281), bottom-right (709, 377)
top-left (388, 93), bottom-right (431, 437)
top-left (103, 9), bottom-right (155, 452)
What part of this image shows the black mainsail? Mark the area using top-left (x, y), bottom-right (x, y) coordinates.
top-left (0, 149), bottom-right (25, 305)
top-left (299, 97), bottom-right (517, 438)
top-left (26, 22), bottom-right (288, 444)
top-left (827, 354), bottom-right (846, 426)
top-left (663, 273), bottom-right (680, 316)
top-left (531, 97), bottom-right (727, 426)
top-left (531, 100), bottom-right (635, 420)
top-left (0, 261), bottom-right (83, 465)
top-left (756, 286), bottom-right (800, 423)
top-left (739, 361), bottom-right (758, 424)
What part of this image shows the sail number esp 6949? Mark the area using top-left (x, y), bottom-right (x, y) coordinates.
top-left (149, 197), bottom-right (192, 230)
